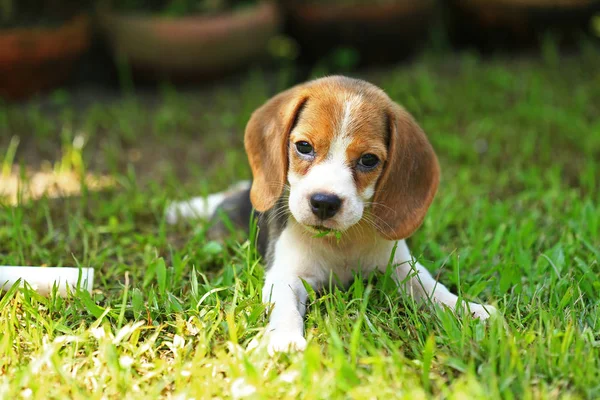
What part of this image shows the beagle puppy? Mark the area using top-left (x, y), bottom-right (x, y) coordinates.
top-left (167, 76), bottom-right (496, 354)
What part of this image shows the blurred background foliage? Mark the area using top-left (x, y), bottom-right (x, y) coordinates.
top-left (0, 0), bottom-right (86, 27)
top-left (0, 0), bottom-right (599, 100)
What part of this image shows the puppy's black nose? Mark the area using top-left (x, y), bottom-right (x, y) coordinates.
top-left (310, 193), bottom-right (342, 220)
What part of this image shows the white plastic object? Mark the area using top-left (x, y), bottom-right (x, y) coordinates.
top-left (0, 266), bottom-right (94, 296)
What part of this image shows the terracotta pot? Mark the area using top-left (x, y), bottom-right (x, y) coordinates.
top-left (447, 0), bottom-right (600, 49)
top-left (0, 15), bottom-right (91, 101)
top-left (281, 0), bottom-right (436, 65)
top-left (97, 2), bottom-right (281, 81)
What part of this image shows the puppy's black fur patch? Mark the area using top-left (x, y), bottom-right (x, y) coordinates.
top-left (207, 185), bottom-right (288, 269)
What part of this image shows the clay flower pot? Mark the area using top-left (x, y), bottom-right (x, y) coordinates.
top-left (0, 15), bottom-right (91, 101)
top-left (97, 2), bottom-right (281, 81)
top-left (281, 0), bottom-right (436, 65)
top-left (447, 0), bottom-right (600, 48)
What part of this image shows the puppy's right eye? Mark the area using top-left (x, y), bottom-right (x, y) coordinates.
top-left (295, 141), bottom-right (314, 155)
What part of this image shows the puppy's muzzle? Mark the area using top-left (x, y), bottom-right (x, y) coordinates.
top-left (310, 193), bottom-right (342, 220)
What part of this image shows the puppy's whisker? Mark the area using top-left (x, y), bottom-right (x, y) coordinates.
top-left (364, 201), bottom-right (397, 215)
top-left (266, 205), bottom-right (290, 225)
top-left (365, 201), bottom-right (396, 227)
top-left (361, 212), bottom-right (389, 235)
top-left (360, 215), bottom-right (378, 233)
top-left (366, 212), bottom-right (393, 233)
top-left (256, 181), bottom-right (291, 191)
top-left (269, 209), bottom-right (290, 224)
top-left (354, 223), bottom-right (366, 243)
top-left (268, 202), bottom-right (292, 222)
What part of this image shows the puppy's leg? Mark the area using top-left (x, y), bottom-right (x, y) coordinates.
top-left (261, 228), bottom-right (319, 354)
top-left (262, 269), bottom-right (311, 354)
top-left (165, 181), bottom-right (251, 224)
top-left (389, 240), bottom-right (496, 320)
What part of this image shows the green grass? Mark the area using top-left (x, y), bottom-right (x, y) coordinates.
top-left (1, 45), bottom-right (600, 399)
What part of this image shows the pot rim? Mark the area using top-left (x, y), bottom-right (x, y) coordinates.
top-left (0, 14), bottom-right (89, 36)
top-left (96, 1), bottom-right (280, 75)
top-left (97, 1), bottom-right (278, 25)
top-left (288, 0), bottom-right (434, 20)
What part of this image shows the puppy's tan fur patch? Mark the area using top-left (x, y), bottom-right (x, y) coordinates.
top-left (289, 84), bottom-right (389, 197)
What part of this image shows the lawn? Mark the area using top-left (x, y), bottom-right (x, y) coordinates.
top-left (1, 44), bottom-right (599, 399)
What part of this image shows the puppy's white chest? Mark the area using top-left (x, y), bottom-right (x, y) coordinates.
top-left (274, 222), bottom-right (394, 287)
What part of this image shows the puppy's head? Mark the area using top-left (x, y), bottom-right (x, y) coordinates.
top-left (245, 76), bottom-right (439, 241)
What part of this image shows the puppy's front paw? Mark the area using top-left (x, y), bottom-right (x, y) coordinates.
top-left (468, 303), bottom-right (498, 321)
top-left (267, 332), bottom-right (307, 355)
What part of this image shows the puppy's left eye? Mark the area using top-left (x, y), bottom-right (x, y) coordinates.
top-left (358, 154), bottom-right (379, 169)
top-left (295, 141), bottom-right (314, 155)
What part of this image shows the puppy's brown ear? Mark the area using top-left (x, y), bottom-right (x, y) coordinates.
top-left (244, 87), bottom-right (307, 212)
top-left (372, 103), bottom-right (440, 240)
